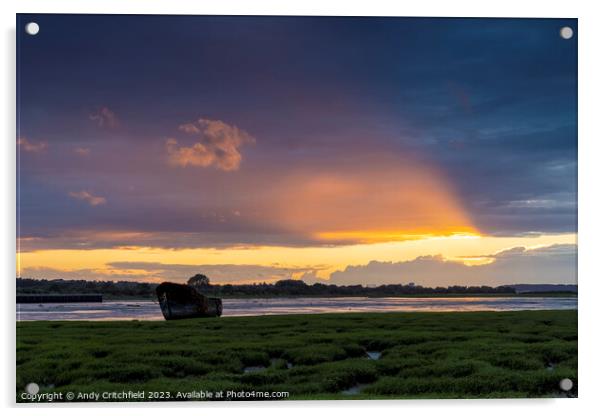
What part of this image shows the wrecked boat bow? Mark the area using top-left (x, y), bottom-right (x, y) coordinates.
top-left (156, 282), bottom-right (223, 320)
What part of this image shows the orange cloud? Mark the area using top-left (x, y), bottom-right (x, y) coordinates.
top-left (68, 190), bottom-right (106, 206)
top-left (74, 147), bottom-right (91, 156)
top-left (166, 118), bottom-right (255, 171)
top-left (264, 155), bottom-right (478, 244)
top-left (17, 137), bottom-right (47, 153)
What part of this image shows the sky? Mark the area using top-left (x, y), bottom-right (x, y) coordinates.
top-left (17, 15), bottom-right (577, 286)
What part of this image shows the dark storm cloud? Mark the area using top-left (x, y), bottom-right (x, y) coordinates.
top-left (17, 15), bottom-right (577, 248)
top-left (426, 124), bottom-right (577, 235)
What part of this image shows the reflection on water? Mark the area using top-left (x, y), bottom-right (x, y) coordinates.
top-left (16, 296), bottom-right (577, 321)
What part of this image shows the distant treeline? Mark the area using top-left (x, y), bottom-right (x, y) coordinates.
top-left (16, 277), bottom-right (519, 299)
top-left (510, 284), bottom-right (577, 293)
top-left (203, 279), bottom-right (518, 297)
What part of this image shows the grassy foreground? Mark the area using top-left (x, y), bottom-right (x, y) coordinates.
top-left (16, 310), bottom-right (577, 401)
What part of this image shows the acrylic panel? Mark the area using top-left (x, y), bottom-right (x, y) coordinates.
top-left (16, 14), bottom-right (577, 402)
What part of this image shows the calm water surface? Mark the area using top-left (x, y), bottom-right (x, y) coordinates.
top-left (16, 296), bottom-right (577, 321)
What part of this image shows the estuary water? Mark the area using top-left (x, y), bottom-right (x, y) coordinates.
top-left (16, 296), bottom-right (577, 321)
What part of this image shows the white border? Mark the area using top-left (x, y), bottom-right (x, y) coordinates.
top-left (3, 1), bottom-right (601, 415)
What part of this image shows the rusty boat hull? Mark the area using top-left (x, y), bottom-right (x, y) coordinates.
top-left (156, 282), bottom-right (223, 320)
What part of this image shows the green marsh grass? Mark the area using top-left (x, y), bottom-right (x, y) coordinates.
top-left (16, 310), bottom-right (577, 401)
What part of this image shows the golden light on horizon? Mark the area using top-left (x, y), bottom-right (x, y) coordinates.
top-left (17, 233), bottom-right (576, 283)
top-left (453, 256), bottom-right (496, 266)
top-left (314, 229), bottom-right (481, 244)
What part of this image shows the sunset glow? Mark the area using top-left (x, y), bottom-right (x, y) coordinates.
top-left (17, 15), bottom-right (577, 288)
top-left (18, 233), bottom-right (577, 284)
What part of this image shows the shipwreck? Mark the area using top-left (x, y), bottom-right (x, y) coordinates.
top-left (156, 282), bottom-right (223, 320)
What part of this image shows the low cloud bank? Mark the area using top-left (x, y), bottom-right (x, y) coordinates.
top-left (302, 244), bottom-right (576, 287)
